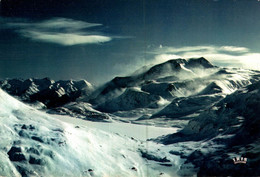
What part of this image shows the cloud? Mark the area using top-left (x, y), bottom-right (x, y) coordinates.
top-left (149, 45), bottom-right (260, 71)
top-left (152, 46), bottom-right (215, 54)
top-left (220, 46), bottom-right (249, 53)
top-left (3, 17), bottom-right (112, 46)
top-left (21, 30), bottom-right (111, 46)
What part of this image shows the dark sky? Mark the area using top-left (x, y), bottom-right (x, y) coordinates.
top-left (0, 0), bottom-right (260, 85)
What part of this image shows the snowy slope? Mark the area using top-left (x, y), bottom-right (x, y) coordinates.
top-left (47, 101), bottom-right (111, 122)
top-left (0, 89), bottom-right (177, 177)
top-left (155, 81), bottom-right (260, 176)
top-left (97, 87), bottom-right (161, 113)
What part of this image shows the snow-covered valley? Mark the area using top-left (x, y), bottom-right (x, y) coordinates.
top-left (1, 58), bottom-right (260, 176)
top-left (0, 88), bottom-right (182, 177)
top-left (53, 114), bottom-right (178, 141)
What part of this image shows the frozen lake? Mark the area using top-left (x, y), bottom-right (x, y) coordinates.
top-left (53, 114), bottom-right (178, 141)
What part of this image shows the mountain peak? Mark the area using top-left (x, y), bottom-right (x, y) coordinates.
top-left (187, 57), bottom-right (214, 68)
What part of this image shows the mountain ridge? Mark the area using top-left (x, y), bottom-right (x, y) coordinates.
top-left (1, 57), bottom-right (260, 123)
top-left (0, 77), bottom-right (94, 109)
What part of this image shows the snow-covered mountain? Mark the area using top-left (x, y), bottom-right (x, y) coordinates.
top-left (47, 102), bottom-right (111, 122)
top-left (0, 78), bottom-right (94, 109)
top-left (155, 80), bottom-right (260, 176)
top-left (89, 57), bottom-right (215, 106)
top-left (87, 58), bottom-right (260, 123)
top-left (0, 78), bottom-right (114, 122)
top-left (0, 88), bottom-right (179, 177)
top-left (2, 58), bottom-right (259, 124)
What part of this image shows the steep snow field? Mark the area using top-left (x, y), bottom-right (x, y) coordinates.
top-left (0, 89), bottom-right (179, 177)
